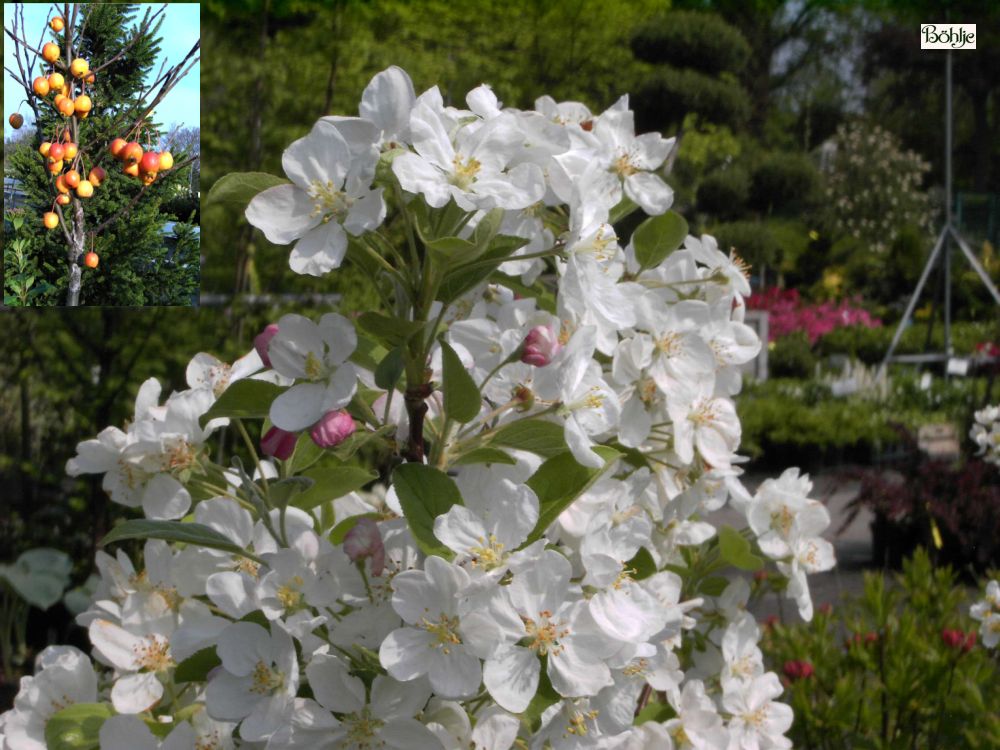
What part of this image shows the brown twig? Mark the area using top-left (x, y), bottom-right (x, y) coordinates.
top-left (633, 684), bottom-right (653, 717)
top-left (3, 23), bottom-right (43, 58)
top-left (90, 4), bottom-right (167, 75)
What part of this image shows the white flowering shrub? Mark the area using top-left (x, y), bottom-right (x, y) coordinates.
top-left (971, 405), bottom-right (1000, 467)
top-left (0, 67), bottom-right (836, 750)
top-left (823, 122), bottom-right (933, 254)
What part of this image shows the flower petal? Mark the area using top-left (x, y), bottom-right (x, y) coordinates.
top-left (289, 222), bottom-right (348, 277)
top-left (246, 184), bottom-right (320, 245)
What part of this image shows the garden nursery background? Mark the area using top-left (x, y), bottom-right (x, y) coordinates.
top-left (2, 0), bottom-right (1000, 748)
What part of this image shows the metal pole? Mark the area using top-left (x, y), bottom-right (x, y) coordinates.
top-left (943, 49), bottom-right (953, 359)
top-left (880, 225), bottom-right (949, 373)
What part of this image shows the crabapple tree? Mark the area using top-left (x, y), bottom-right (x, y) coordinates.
top-left (3, 3), bottom-right (199, 305)
top-left (0, 68), bottom-right (836, 750)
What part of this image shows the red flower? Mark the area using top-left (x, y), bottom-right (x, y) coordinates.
top-left (941, 628), bottom-right (964, 649)
top-left (783, 659), bottom-right (815, 681)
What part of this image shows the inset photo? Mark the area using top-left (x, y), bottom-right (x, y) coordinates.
top-left (3, 2), bottom-right (200, 307)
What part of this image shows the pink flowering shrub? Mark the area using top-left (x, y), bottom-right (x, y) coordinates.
top-left (748, 287), bottom-right (881, 344)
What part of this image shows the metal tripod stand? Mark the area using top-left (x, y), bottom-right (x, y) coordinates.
top-left (880, 50), bottom-right (1000, 372)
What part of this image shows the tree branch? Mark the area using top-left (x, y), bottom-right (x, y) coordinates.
top-left (3, 23), bottom-right (43, 57)
top-left (91, 4), bottom-right (167, 75)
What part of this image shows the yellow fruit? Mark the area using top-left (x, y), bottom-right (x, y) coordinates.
top-left (50, 16), bottom-right (65, 32)
top-left (43, 212), bottom-right (59, 229)
top-left (76, 180), bottom-right (94, 198)
top-left (41, 43), bottom-right (60, 63)
top-left (74, 95), bottom-right (92, 116)
top-left (47, 72), bottom-right (64, 90)
top-left (69, 58), bottom-right (89, 78)
top-left (158, 151), bottom-right (174, 170)
top-left (32, 77), bottom-right (50, 96)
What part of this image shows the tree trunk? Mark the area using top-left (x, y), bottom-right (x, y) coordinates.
top-left (65, 202), bottom-right (85, 306)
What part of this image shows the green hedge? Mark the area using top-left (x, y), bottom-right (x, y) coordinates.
top-left (738, 373), bottom-right (983, 468)
top-left (815, 320), bottom-right (998, 364)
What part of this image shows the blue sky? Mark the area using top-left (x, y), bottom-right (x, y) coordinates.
top-left (3, 2), bottom-right (200, 140)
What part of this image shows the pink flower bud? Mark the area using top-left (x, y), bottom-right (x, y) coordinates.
top-left (260, 426), bottom-right (297, 460)
top-left (310, 409), bottom-right (356, 448)
top-left (343, 517), bottom-right (385, 576)
top-left (941, 628), bottom-right (963, 649)
top-left (521, 324), bottom-right (561, 367)
top-left (254, 324), bottom-right (280, 368)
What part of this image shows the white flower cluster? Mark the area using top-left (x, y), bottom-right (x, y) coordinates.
top-left (0, 67), bottom-right (836, 750)
top-left (970, 405), bottom-right (1000, 467)
top-left (970, 580), bottom-right (1000, 649)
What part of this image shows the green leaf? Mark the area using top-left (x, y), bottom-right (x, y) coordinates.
top-left (698, 576), bottom-right (730, 596)
top-left (174, 646), bottom-right (222, 684)
top-left (609, 195), bottom-right (639, 225)
top-left (267, 477), bottom-right (315, 507)
top-left (437, 234), bottom-right (530, 302)
top-left (634, 698), bottom-right (673, 725)
top-left (525, 446), bottom-right (620, 544)
top-left (472, 207), bottom-right (505, 248)
top-left (288, 431), bottom-right (324, 474)
top-left (632, 211), bottom-right (688, 270)
top-left (291, 467), bottom-right (378, 511)
top-left (522, 657), bottom-right (561, 731)
top-left (489, 418), bottom-right (567, 458)
top-left (440, 341), bottom-right (481, 424)
top-left (206, 171), bottom-right (290, 209)
top-left (357, 312), bottom-right (425, 348)
top-left (100, 520), bottom-right (258, 561)
top-left (200, 379), bottom-right (284, 427)
top-left (331, 425), bottom-right (395, 461)
top-left (453, 447), bottom-right (517, 466)
top-left (328, 512), bottom-right (382, 544)
top-left (374, 346), bottom-right (405, 391)
top-left (392, 464), bottom-right (464, 558)
top-left (0, 548), bottom-right (72, 610)
top-left (44, 703), bottom-right (113, 750)
top-left (426, 236), bottom-right (483, 266)
top-left (351, 334), bottom-right (387, 373)
top-left (144, 719), bottom-right (176, 739)
top-left (717, 525), bottom-right (763, 571)
top-left (626, 547), bottom-right (657, 580)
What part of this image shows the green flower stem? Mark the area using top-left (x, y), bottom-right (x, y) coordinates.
top-left (454, 398), bottom-right (520, 442)
top-left (234, 418), bottom-right (268, 494)
top-left (392, 174), bottom-right (420, 270)
top-left (359, 236), bottom-right (412, 301)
